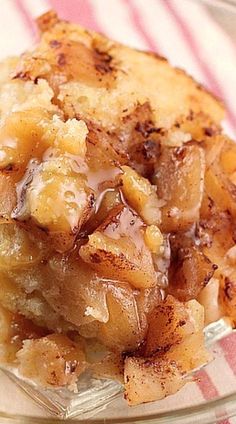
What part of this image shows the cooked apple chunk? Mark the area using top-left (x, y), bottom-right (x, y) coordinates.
top-left (205, 164), bottom-right (236, 217)
top-left (80, 205), bottom-right (157, 289)
top-left (155, 144), bottom-right (205, 232)
top-left (144, 225), bottom-right (164, 254)
top-left (0, 224), bottom-right (43, 269)
top-left (96, 282), bottom-right (144, 352)
top-left (198, 278), bottom-right (221, 325)
top-left (168, 245), bottom-right (217, 301)
top-left (219, 271), bottom-right (236, 325)
top-left (124, 298), bottom-right (209, 405)
top-left (41, 254), bottom-right (109, 327)
top-left (124, 327), bottom-right (210, 406)
top-left (14, 159), bottom-right (94, 235)
top-left (220, 137), bottom-right (236, 175)
top-left (144, 296), bottom-right (201, 356)
top-left (200, 206), bottom-right (235, 273)
top-left (0, 109), bottom-right (49, 170)
top-left (124, 356), bottom-right (184, 406)
top-left (0, 171), bottom-right (17, 221)
top-left (0, 105), bottom-right (87, 171)
top-left (121, 166), bottom-right (161, 225)
top-left (80, 285), bottom-right (161, 353)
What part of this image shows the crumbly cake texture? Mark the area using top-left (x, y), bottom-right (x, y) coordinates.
top-left (0, 10), bottom-right (235, 405)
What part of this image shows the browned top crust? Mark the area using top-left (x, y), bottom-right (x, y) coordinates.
top-left (36, 10), bottom-right (60, 33)
top-left (13, 11), bottom-right (224, 132)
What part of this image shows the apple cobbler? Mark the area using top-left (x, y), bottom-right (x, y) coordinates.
top-left (0, 10), bottom-right (235, 405)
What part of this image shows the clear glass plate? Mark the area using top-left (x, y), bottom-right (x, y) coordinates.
top-left (1, 0), bottom-right (236, 423)
top-left (1, 319), bottom-right (235, 423)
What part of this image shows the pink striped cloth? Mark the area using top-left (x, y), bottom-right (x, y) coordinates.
top-left (2, 0), bottom-right (236, 422)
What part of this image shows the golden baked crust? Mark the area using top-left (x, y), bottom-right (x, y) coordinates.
top-left (15, 11), bottom-right (224, 130)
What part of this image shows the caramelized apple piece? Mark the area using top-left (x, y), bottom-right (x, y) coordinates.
top-left (155, 144), bottom-right (205, 232)
top-left (15, 159), bottom-right (94, 235)
top-left (119, 103), bottom-right (161, 177)
top-left (203, 136), bottom-right (236, 218)
top-left (219, 270), bottom-right (236, 325)
top-left (0, 109), bottom-right (50, 170)
top-left (86, 125), bottom-right (126, 171)
top-left (200, 206), bottom-right (235, 275)
top-left (136, 286), bottom-right (162, 334)
top-left (124, 298), bottom-right (209, 405)
top-left (41, 254), bottom-right (109, 327)
top-left (27, 171), bottom-right (92, 233)
top-left (0, 94), bottom-right (87, 169)
top-left (204, 134), bottom-right (226, 168)
top-left (145, 295), bottom-right (197, 356)
top-left (204, 164), bottom-right (236, 217)
top-left (0, 306), bottom-right (19, 362)
top-left (78, 281), bottom-right (145, 352)
top-left (219, 137), bottom-right (236, 175)
top-left (0, 224), bottom-right (43, 269)
top-left (165, 330), bottom-right (211, 373)
top-left (80, 205), bottom-right (157, 289)
top-left (124, 356), bottom-right (184, 406)
top-left (17, 334), bottom-right (86, 387)
top-left (0, 171), bottom-right (17, 221)
top-left (144, 225), bottom-right (164, 254)
top-left (164, 299), bottom-right (210, 372)
top-left (96, 282), bottom-right (144, 352)
top-left (221, 149), bottom-right (236, 174)
top-left (121, 165), bottom-right (161, 225)
top-left (0, 305), bottom-right (14, 345)
top-left (198, 278), bottom-right (221, 325)
top-left (85, 189), bottom-right (121, 234)
top-left (168, 245), bottom-right (216, 301)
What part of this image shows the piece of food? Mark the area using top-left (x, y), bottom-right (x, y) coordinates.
top-left (154, 144), bottom-right (205, 232)
top-left (168, 242), bottom-right (217, 301)
top-left (80, 205), bottom-right (157, 289)
top-left (124, 357), bottom-right (185, 406)
top-left (0, 10), bottom-right (234, 407)
top-left (17, 334), bottom-right (86, 387)
top-left (124, 298), bottom-right (210, 405)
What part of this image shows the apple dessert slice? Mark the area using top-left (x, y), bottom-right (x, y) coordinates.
top-left (0, 10), bottom-right (234, 407)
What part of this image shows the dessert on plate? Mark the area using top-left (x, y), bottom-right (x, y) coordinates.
top-left (0, 10), bottom-right (235, 406)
